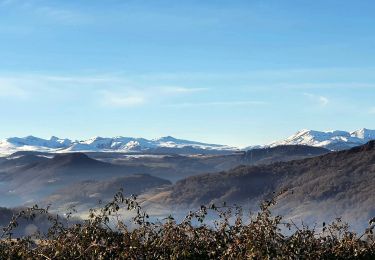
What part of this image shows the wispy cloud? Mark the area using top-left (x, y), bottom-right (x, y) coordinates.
top-left (161, 86), bottom-right (208, 94)
top-left (0, 0), bottom-right (18, 6)
top-left (369, 107), bottom-right (375, 115)
top-left (136, 67), bottom-right (375, 83)
top-left (0, 79), bottom-right (29, 99)
top-left (0, 73), bottom-right (210, 108)
top-left (35, 6), bottom-right (91, 25)
top-left (0, 85), bottom-right (28, 98)
top-left (0, 0), bottom-right (90, 25)
top-left (303, 93), bottom-right (329, 107)
top-left (168, 101), bottom-right (268, 108)
top-left (100, 90), bottom-right (145, 108)
top-left (283, 82), bottom-right (375, 90)
top-left (98, 86), bottom-right (207, 108)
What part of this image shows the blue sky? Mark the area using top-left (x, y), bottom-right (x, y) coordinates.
top-left (0, 0), bottom-right (374, 147)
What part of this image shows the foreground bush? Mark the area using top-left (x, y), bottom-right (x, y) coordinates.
top-left (0, 191), bottom-right (374, 259)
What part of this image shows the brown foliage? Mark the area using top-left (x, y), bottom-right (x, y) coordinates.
top-left (0, 191), bottom-right (374, 259)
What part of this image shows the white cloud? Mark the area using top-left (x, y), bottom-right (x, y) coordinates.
top-left (303, 93), bottom-right (329, 107)
top-left (318, 96), bottom-right (329, 106)
top-left (369, 107), bottom-right (375, 115)
top-left (100, 90), bottom-right (145, 108)
top-left (98, 86), bottom-right (207, 108)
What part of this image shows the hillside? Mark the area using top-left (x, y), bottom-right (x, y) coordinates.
top-left (158, 141), bottom-right (375, 229)
top-left (43, 174), bottom-right (171, 211)
top-left (243, 145), bottom-right (329, 164)
top-left (0, 153), bottom-right (155, 206)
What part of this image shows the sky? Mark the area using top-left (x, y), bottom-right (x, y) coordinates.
top-left (0, 0), bottom-right (375, 147)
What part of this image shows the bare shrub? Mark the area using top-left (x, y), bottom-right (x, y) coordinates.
top-left (0, 191), bottom-right (374, 259)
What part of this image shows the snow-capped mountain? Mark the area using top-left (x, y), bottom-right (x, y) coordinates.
top-left (0, 135), bottom-right (235, 156)
top-left (2, 128), bottom-right (374, 156)
top-left (269, 128), bottom-right (375, 151)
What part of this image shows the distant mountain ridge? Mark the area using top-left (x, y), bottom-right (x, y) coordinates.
top-left (0, 135), bottom-right (236, 156)
top-left (1, 128), bottom-right (374, 155)
top-left (242, 128), bottom-right (375, 151)
top-left (268, 128), bottom-right (375, 150)
top-left (243, 145), bottom-right (329, 165)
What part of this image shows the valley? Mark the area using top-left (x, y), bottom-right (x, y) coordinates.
top-left (0, 131), bottom-right (374, 235)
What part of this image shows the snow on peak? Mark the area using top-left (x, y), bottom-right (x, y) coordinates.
top-left (123, 140), bottom-right (141, 151)
top-left (50, 136), bottom-right (72, 146)
top-left (270, 128), bottom-right (375, 151)
top-left (5, 136), bottom-right (69, 149)
top-left (153, 136), bottom-right (230, 150)
top-left (350, 128), bottom-right (375, 140)
top-left (0, 135), bottom-right (235, 156)
top-left (154, 136), bottom-right (177, 142)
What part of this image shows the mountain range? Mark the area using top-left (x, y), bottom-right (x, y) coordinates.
top-left (0, 128), bottom-right (374, 156)
top-left (268, 128), bottom-right (375, 150)
top-left (243, 128), bottom-right (375, 151)
top-left (0, 135), bottom-right (235, 156)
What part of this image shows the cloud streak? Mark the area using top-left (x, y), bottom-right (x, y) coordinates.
top-left (100, 90), bottom-right (146, 108)
top-left (0, 74), bottom-right (210, 111)
top-left (136, 67), bottom-right (375, 83)
top-left (0, 0), bottom-right (91, 25)
top-left (98, 86), bottom-right (209, 108)
top-left (35, 6), bottom-right (91, 25)
top-left (168, 101), bottom-right (268, 108)
top-left (161, 86), bottom-right (208, 94)
top-left (283, 82), bottom-right (375, 90)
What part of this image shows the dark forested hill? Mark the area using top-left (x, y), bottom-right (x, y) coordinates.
top-left (242, 145), bottom-right (329, 165)
top-left (43, 174), bottom-right (171, 211)
top-left (158, 141), bottom-right (375, 229)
